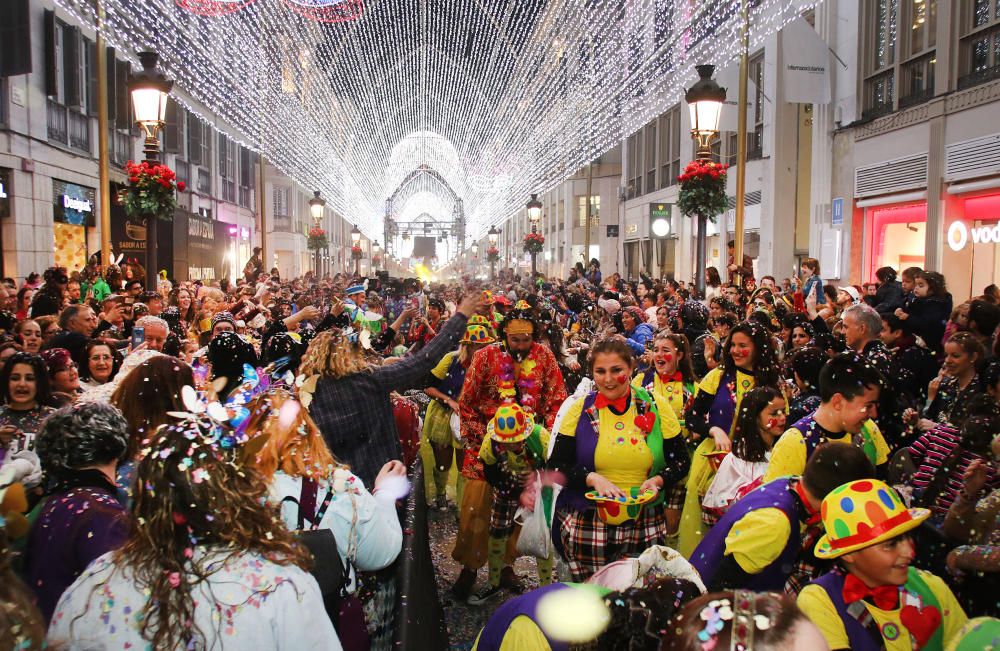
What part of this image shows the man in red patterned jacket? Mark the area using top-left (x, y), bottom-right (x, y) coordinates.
top-left (451, 307), bottom-right (567, 599)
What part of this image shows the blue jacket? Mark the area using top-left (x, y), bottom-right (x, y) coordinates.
top-left (624, 322), bottom-right (655, 355)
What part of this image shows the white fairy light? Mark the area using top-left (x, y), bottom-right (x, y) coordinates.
top-left (55, 0), bottom-right (812, 256)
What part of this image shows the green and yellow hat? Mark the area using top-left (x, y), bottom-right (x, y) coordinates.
top-left (460, 324), bottom-right (495, 345)
top-left (488, 403), bottom-right (534, 444)
top-left (815, 479), bottom-right (930, 559)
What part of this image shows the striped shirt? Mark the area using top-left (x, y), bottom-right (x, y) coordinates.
top-left (907, 424), bottom-right (998, 517)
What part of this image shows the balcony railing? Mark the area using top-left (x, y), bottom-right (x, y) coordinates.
top-left (47, 99), bottom-right (67, 144)
top-left (898, 87), bottom-right (935, 109)
top-left (238, 185), bottom-right (253, 209)
top-left (47, 100), bottom-right (92, 154)
top-left (109, 129), bottom-right (133, 167)
top-left (273, 215), bottom-right (293, 232)
top-left (68, 110), bottom-right (90, 152)
top-left (862, 101), bottom-right (895, 121)
top-left (958, 63), bottom-right (1000, 90)
top-left (221, 178), bottom-right (236, 203)
top-left (174, 160), bottom-right (190, 187)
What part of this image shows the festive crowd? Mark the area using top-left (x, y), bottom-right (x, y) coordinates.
top-left (1, 246), bottom-right (999, 650)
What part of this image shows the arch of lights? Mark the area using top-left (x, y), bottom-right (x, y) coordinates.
top-left (54, 0), bottom-right (814, 262)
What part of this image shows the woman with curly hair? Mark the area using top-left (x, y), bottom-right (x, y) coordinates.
top-left (47, 417), bottom-right (342, 650)
top-left (678, 321), bottom-right (780, 556)
top-left (24, 402), bottom-right (130, 623)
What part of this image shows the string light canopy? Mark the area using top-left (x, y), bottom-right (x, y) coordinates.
top-left (55, 0), bottom-right (812, 256)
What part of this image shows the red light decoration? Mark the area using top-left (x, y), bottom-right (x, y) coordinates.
top-left (174, 0), bottom-right (258, 17)
top-left (280, 0), bottom-right (363, 22)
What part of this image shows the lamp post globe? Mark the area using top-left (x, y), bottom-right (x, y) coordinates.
top-left (350, 224), bottom-right (362, 276)
top-left (488, 225), bottom-right (500, 280)
top-left (128, 51), bottom-right (173, 294)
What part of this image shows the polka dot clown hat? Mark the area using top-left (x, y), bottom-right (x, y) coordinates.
top-left (460, 324), bottom-right (496, 345)
top-left (815, 479), bottom-right (930, 559)
top-left (488, 403), bottom-right (534, 444)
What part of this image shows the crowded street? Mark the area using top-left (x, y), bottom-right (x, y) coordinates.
top-left (2, 0), bottom-right (1000, 649)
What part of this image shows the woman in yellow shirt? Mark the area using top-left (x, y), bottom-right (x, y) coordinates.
top-left (677, 321), bottom-right (781, 557)
top-left (548, 336), bottom-right (688, 581)
top-left (632, 332), bottom-right (697, 545)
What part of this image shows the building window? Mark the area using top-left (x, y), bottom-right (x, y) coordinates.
top-left (862, 0), bottom-right (937, 117)
top-left (0, 79), bottom-right (7, 127)
top-left (627, 132), bottom-right (642, 199)
top-left (658, 106), bottom-right (681, 189)
top-left (238, 146), bottom-right (255, 209)
top-left (45, 13), bottom-right (92, 153)
top-left (748, 52), bottom-right (764, 159)
top-left (577, 196), bottom-right (600, 227)
top-left (959, 0), bottom-right (1000, 88)
top-left (644, 122), bottom-right (657, 192)
top-left (221, 141), bottom-right (240, 205)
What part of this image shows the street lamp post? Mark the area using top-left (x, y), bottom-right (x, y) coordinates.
top-left (350, 224), bottom-right (361, 277)
top-left (309, 190), bottom-right (325, 279)
top-left (128, 52), bottom-right (173, 292)
top-left (526, 193), bottom-right (542, 276)
top-left (488, 225), bottom-right (499, 280)
top-left (372, 240), bottom-right (381, 272)
top-left (685, 65), bottom-right (725, 298)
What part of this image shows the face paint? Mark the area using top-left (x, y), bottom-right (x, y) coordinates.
top-left (615, 374), bottom-right (628, 385)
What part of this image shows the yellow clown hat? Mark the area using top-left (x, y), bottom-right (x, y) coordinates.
top-left (815, 479), bottom-right (930, 559)
top-left (460, 324), bottom-right (496, 345)
top-left (468, 314), bottom-right (495, 333)
top-left (487, 403), bottom-right (534, 444)
top-left (481, 290), bottom-right (495, 304)
top-left (514, 299), bottom-right (531, 310)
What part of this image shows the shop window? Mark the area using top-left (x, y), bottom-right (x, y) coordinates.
top-left (960, 0), bottom-right (1000, 88)
top-left (865, 203), bottom-right (927, 281)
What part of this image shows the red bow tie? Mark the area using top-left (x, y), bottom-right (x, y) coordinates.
top-left (594, 393), bottom-right (629, 412)
top-left (842, 574), bottom-right (899, 610)
top-left (658, 371), bottom-right (683, 383)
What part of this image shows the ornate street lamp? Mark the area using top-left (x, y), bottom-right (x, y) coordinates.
top-left (526, 194), bottom-right (542, 275)
top-left (685, 65), bottom-right (725, 297)
top-left (471, 242), bottom-right (479, 258)
top-left (350, 224), bottom-right (362, 276)
top-left (488, 225), bottom-right (500, 280)
top-left (308, 190), bottom-right (325, 276)
top-left (372, 240), bottom-right (381, 272)
top-left (128, 52), bottom-right (172, 292)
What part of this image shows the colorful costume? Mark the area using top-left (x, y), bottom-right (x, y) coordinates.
top-left (479, 403), bottom-right (554, 589)
top-left (550, 386), bottom-right (687, 580)
top-left (764, 414), bottom-right (890, 483)
top-left (690, 477), bottom-right (811, 592)
top-left (453, 342), bottom-right (567, 570)
top-left (798, 479), bottom-right (968, 651)
top-left (678, 366), bottom-right (756, 557)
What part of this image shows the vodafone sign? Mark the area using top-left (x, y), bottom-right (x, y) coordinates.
top-left (948, 220), bottom-right (1000, 251)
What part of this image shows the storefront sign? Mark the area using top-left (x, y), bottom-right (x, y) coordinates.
top-left (606, 225), bottom-right (619, 237)
top-left (948, 220), bottom-right (1000, 251)
top-left (52, 180), bottom-right (96, 227)
top-left (0, 168), bottom-right (10, 219)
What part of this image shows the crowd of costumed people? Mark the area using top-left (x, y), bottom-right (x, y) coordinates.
top-left (1, 250), bottom-right (1000, 649)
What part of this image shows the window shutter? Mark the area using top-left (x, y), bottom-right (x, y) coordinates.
top-left (105, 47), bottom-right (116, 125)
top-left (86, 39), bottom-right (97, 115)
top-left (240, 147), bottom-right (252, 187)
top-left (218, 132), bottom-right (228, 177)
top-left (0, 0), bottom-right (32, 78)
top-left (63, 25), bottom-right (80, 108)
top-left (188, 118), bottom-right (202, 165)
top-left (43, 9), bottom-right (57, 96)
top-left (115, 59), bottom-right (129, 130)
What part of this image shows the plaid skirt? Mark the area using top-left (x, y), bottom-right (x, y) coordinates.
top-left (489, 490), bottom-right (521, 539)
top-left (557, 502), bottom-right (668, 582)
top-left (664, 482), bottom-right (687, 511)
top-left (422, 399), bottom-right (461, 448)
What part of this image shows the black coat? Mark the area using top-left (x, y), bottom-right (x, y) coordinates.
top-left (903, 294), bottom-right (953, 352)
top-left (870, 281), bottom-right (904, 314)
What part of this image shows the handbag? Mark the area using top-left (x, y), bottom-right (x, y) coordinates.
top-left (285, 478), bottom-right (371, 651)
top-left (515, 471), bottom-right (561, 559)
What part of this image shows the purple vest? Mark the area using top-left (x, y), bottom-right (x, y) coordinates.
top-left (476, 583), bottom-right (571, 651)
top-left (436, 356), bottom-right (466, 399)
top-left (812, 571), bottom-right (882, 651)
top-left (690, 478), bottom-right (805, 591)
top-left (707, 370), bottom-right (739, 432)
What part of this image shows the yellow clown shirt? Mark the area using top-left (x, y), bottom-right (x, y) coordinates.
top-left (631, 372), bottom-right (695, 439)
top-left (764, 418), bottom-right (890, 483)
top-left (798, 569), bottom-right (967, 651)
top-left (558, 392), bottom-right (681, 491)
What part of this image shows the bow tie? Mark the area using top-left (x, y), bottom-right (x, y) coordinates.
top-left (842, 574), bottom-right (899, 610)
top-left (658, 371), bottom-right (683, 383)
top-left (594, 393), bottom-right (629, 412)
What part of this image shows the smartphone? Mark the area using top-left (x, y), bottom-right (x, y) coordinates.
top-left (124, 296), bottom-right (135, 305)
top-left (131, 326), bottom-right (145, 349)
